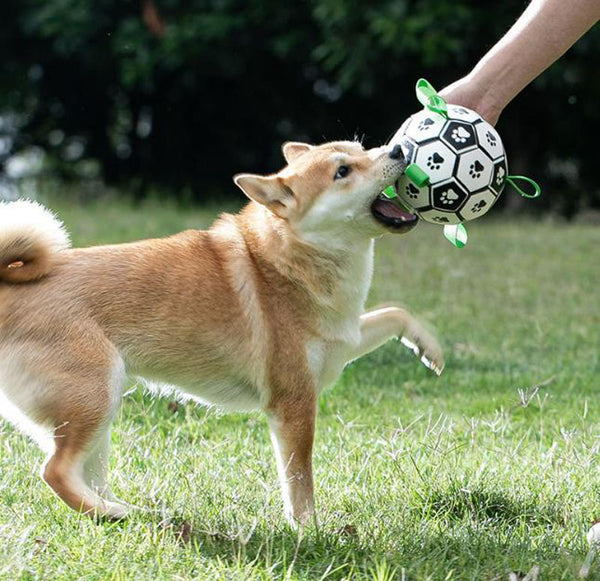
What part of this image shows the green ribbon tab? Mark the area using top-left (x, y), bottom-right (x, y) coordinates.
top-left (443, 223), bottom-right (468, 248)
top-left (506, 175), bottom-right (542, 199)
top-left (416, 78), bottom-right (448, 119)
top-left (405, 163), bottom-right (430, 188)
top-left (382, 185), bottom-right (396, 199)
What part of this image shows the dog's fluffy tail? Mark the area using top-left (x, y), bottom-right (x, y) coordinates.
top-left (0, 200), bottom-right (70, 283)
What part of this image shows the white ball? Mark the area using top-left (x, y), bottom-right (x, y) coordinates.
top-left (390, 105), bottom-right (508, 225)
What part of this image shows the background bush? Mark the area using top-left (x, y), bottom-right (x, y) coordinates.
top-left (1, 0), bottom-right (599, 213)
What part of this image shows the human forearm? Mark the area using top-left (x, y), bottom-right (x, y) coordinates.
top-left (440, 0), bottom-right (600, 124)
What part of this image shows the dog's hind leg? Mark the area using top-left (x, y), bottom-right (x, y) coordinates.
top-left (42, 424), bottom-right (130, 520)
top-left (82, 428), bottom-right (131, 508)
top-left (40, 354), bottom-right (131, 520)
top-left (43, 418), bottom-right (131, 520)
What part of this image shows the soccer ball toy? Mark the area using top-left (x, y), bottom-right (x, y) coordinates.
top-left (385, 79), bottom-right (541, 246)
top-left (391, 102), bottom-right (506, 225)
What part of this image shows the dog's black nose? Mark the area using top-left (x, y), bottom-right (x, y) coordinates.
top-left (389, 144), bottom-right (404, 160)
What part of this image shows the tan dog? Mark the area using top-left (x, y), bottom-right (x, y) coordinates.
top-left (0, 140), bottom-right (443, 525)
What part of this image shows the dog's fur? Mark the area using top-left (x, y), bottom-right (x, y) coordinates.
top-left (0, 140), bottom-right (443, 525)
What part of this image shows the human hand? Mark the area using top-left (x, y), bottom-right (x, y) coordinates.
top-left (439, 75), bottom-right (502, 126)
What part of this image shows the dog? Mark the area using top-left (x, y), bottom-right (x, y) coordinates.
top-left (0, 140), bottom-right (443, 525)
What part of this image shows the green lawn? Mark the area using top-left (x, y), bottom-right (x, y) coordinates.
top-left (1, 198), bottom-right (600, 580)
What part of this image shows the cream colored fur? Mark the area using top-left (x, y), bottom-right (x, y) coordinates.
top-left (0, 200), bottom-right (70, 253)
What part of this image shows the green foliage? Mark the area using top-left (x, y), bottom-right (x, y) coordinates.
top-left (1, 0), bottom-right (599, 209)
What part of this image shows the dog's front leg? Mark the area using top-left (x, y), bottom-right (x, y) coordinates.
top-left (351, 306), bottom-right (444, 374)
top-left (267, 392), bottom-right (316, 527)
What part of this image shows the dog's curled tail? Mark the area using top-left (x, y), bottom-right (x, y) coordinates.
top-left (0, 200), bottom-right (70, 283)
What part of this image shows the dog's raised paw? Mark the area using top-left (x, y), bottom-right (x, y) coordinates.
top-left (400, 335), bottom-right (445, 376)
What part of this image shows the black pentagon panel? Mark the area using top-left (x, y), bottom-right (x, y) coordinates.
top-left (490, 158), bottom-right (508, 195)
top-left (431, 179), bottom-right (469, 212)
top-left (440, 120), bottom-right (477, 153)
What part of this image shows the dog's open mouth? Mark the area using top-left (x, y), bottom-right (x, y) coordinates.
top-left (371, 183), bottom-right (418, 232)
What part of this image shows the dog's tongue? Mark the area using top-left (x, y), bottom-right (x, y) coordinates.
top-left (372, 196), bottom-right (415, 220)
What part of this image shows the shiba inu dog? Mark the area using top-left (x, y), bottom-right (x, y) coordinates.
top-left (0, 140), bottom-right (443, 525)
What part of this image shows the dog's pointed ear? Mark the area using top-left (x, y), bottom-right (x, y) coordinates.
top-left (234, 173), bottom-right (295, 218)
top-left (282, 142), bottom-right (312, 164)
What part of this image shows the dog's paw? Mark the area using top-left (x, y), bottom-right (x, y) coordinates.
top-left (399, 322), bottom-right (445, 376)
top-left (283, 506), bottom-right (316, 531)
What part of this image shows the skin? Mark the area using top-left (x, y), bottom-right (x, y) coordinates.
top-left (440, 0), bottom-right (600, 125)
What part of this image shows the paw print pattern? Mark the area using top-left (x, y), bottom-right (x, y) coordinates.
top-left (495, 165), bottom-right (506, 186)
top-left (439, 188), bottom-right (460, 205)
top-left (453, 107), bottom-right (469, 116)
top-left (474, 122), bottom-right (503, 160)
top-left (426, 152), bottom-right (444, 171)
top-left (451, 127), bottom-right (470, 143)
top-left (405, 183), bottom-right (420, 199)
top-left (469, 160), bottom-right (485, 179)
top-left (441, 121), bottom-right (477, 152)
top-left (431, 215), bottom-right (450, 223)
top-left (417, 118), bottom-right (435, 131)
top-left (471, 200), bottom-right (488, 213)
top-left (489, 161), bottom-right (507, 194)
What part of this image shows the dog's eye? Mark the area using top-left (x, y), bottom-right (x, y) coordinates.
top-left (334, 165), bottom-right (351, 180)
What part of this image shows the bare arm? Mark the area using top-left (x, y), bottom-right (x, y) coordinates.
top-left (440, 0), bottom-right (600, 125)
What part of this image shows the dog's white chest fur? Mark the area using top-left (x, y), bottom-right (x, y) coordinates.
top-left (305, 241), bottom-right (374, 390)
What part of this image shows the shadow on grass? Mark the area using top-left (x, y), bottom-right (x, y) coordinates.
top-left (159, 494), bottom-right (579, 580)
top-left (421, 486), bottom-right (567, 527)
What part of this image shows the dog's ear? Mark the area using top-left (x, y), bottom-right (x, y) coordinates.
top-left (282, 142), bottom-right (312, 164)
top-left (234, 174), bottom-right (295, 218)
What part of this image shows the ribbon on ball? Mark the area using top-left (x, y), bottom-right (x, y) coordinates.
top-left (506, 175), bottom-right (542, 199)
top-left (443, 224), bottom-right (468, 249)
top-left (416, 78), bottom-right (448, 119)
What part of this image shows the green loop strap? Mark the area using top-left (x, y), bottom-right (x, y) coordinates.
top-left (506, 175), bottom-right (542, 199)
top-left (443, 223), bottom-right (468, 248)
top-left (416, 78), bottom-right (448, 119)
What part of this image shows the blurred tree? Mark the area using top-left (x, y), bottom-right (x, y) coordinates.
top-left (0, 0), bottom-right (598, 211)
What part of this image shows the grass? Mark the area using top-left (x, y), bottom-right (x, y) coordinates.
top-left (1, 197), bottom-right (600, 580)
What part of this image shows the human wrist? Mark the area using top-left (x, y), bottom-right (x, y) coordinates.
top-left (469, 85), bottom-right (504, 126)
top-left (439, 74), bottom-right (503, 125)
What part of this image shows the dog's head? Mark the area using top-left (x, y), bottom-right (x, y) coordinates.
top-left (234, 141), bottom-right (417, 247)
